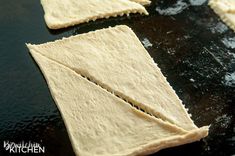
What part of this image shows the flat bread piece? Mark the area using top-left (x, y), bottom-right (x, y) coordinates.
top-left (41, 0), bottom-right (148, 29)
top-left (28, 50), bottom-right (208, 156)
top-left (27, 25), bottom-right (208, 132)
top-left (209, 0), bottom-right (235, 32)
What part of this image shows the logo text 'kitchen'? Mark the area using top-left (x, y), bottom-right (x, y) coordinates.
top-left (3, 141), bottom-right (45, 154)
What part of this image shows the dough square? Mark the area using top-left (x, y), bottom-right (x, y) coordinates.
top-left (26, 25), bottom-right (209, 155)
top-left (40, 0), bottom-right (148, 29)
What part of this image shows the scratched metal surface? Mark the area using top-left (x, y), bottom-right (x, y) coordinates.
top-left (0, 0), bottom-right (234, 155)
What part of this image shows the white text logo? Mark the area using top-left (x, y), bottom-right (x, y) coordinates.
top-left (3, 141), bottom-right (45, 154)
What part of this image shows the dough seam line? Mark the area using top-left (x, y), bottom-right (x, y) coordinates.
top-left (30, 48), bottom-right (189, 132)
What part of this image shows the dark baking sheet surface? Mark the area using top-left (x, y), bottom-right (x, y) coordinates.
top-left (0, 0), bottom-right (234, 155)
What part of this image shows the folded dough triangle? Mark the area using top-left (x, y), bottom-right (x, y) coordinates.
top-left (27, 25), bottom-right (207, 131)
top-left (41, 0), bottom-right (148, 29)
top-left (28, 50), bottom-right (208, 156)
top-left (209, 0), bottom-right (235, 32)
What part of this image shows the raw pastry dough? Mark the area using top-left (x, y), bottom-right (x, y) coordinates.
top-left (27, 25), bottom-right (207, 131)
top-left (27, 49), bottom-right (208, 156)
top-left (209, 0), bottom-right (235, 32)
top-left (41, 0), bottom-right (148, 29)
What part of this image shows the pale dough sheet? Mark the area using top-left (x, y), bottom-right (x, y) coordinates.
top-left (41, 0), bottom-right (148, 29)
top-left (27, 25), bottom-right (205, 131)
top-left (209, 0), bottom-right (235, 32)
top-left (27, 48), bottom-right (208, 156)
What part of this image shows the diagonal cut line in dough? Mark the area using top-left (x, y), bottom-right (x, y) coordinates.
top-left (70, 72), bottom-right (160, 121)
top-left (26, 25), bottom-right (207, 131)
top-left (209, 0), bottom-right (235, 32)
top-left (41, 0), bottom-right (148, 29)
top-left (28, 49), bottom-right (209, 156)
